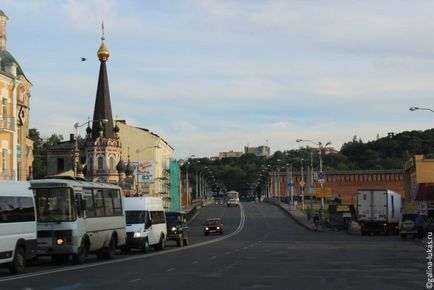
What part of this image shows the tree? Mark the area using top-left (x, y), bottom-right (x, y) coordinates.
top-left (28, 129), bottom-right (63, 179)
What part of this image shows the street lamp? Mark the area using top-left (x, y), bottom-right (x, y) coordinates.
top-left (73, 118), bottom-right (108, 177)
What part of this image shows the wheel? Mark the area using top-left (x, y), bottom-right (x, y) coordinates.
top-left (8, 247), bottom-right (25, 274)
top-left (183, 237), bottom-right (189, 246)
top-left (105, 236), bottom-right (117, 259)
top-left (220, 231), bottom-right (224, 235)
top-left (361, 231), bottom-right (367, 236)
top-left (52, 254), bottom-right (69, 263)
top-left (204, 232), bottom-right (209, 236)
top-left (141, 240), bottom-right (150, 254)
top-left (73, 239), bottom-right (88, 264)
top-left (156, 237), bottom-right (165, 251)
top-left (98, 236), bottom-right (117, 259)
top-left (400, 234), bottom-right (407, 239)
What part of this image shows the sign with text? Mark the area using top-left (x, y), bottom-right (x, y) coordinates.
top-left (336, 205), bottom-right (350, 212)
top-left (316, 187), bottom-right (333, 198)
top-left (132, 160), bottom-right (155, 183)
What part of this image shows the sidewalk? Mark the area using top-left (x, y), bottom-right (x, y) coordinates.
top-left (264, 198), bottom-right (361, 234)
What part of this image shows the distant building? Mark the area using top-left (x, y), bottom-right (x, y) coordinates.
top-left (244, 145), bottom-right (270, 158)
top-left (0, 11), bottom-right (33, 181)
top-left (219, 150), bottom-right (243, 159)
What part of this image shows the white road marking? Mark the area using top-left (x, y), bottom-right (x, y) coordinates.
top-left (128, 279), bottom-right (141, 283)
top-left (167, 268), bottom-right (175, 272)
top-left (210, 256), bottom-right (217, 260)
top-left (192, 260), bottom-right (199, 264)
top-left (0, 204), bottom-right (246, 283)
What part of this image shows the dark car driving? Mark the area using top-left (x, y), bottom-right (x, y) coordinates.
top-left (203, 218), bottom-right (224, 236)
top-left (165, 211), bottom-right (189, 247)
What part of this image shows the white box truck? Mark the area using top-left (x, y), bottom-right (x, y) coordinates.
top-left (123, 196), bottom-right (167, 253)
top-left (357, 189), bottom-right (402, 235)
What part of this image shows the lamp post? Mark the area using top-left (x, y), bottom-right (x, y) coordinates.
top-left (296, 139), bottom-right (332, 222)
top-left (73, 118), bottom-right (108, 177)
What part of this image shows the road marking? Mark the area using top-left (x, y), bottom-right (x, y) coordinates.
top-left (224, 252), bottom-right (230, 255)
top-left (210, 256), bottom-right (217, 260)
top-left (128, 279), bottom-right (141, 283)
top-left (224, 260), bottom-right (243, 270)
top-left (192, 260), bottom-right (199, 264)
top-left (0, 204), bottom-right (246, 283)
top-left (167, 268), bottom-right (175, 272)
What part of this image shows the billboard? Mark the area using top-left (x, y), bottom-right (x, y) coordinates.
top-left (133, 160), bottom-right (155, 183)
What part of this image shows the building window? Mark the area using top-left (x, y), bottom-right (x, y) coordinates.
top-left (109, 157), bottom-right (115, 170)
top-left (2, 98), bottom-right (6, 117)
top-left (57, 158), bottom-right (64, 172)
top-left (2, 149), bottom-right (6, 171)
top-left (89, 157), bottom-right (93, 172)
top-left (97, 156), bottom-right (104, 170)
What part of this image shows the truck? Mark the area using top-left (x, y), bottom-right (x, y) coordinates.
top-left (357, 189), bottom-right (402, 235)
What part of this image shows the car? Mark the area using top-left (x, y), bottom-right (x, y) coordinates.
top-left (165, 211), bottom-right (189, 247)
top-left (203, 218), bottom-right (224, 236)
top-left (214, 196), bottom-right (224, 205)
top-left (226, 198), bottom-right (239, 207)
top-left (399, 213), bottom-right (417, 238)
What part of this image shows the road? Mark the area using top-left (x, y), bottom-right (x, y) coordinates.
top-left (0, 201), bottom-right (426, 290)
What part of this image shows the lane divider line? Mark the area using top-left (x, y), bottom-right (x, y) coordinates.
top-left (0, 203), bottom-right (246, 283)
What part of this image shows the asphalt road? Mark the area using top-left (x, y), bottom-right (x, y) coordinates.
top-left (0, 202), bottom-right (427, 290)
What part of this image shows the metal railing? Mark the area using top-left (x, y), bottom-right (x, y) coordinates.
top-left (0, 116), bottom-right (16, 131)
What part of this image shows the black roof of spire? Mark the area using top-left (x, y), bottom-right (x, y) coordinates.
top-left (91, 49), bottom-right (114, 140)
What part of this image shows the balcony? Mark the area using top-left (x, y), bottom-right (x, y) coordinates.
top-left (0, 169), bottom-right (16, 180)
top-left (0, 116), bottom-right (16, 132)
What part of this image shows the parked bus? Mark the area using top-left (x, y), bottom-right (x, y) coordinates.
top-left (30, 178), bottom-right (126, 264)
top-left (0, 181), bottom-right (37, 273)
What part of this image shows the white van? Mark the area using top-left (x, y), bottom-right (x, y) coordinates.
top-left (0, 181), bottom-right (37, 273)
top-left (123, 196), bottom-right (167, 253)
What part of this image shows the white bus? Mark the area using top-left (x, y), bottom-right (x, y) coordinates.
top-left (30, 178), bottom-right (126, 264)
top-left (226, 190), bottom-right (240, 207)
top-left (0, 181), bottom-right (37, 273)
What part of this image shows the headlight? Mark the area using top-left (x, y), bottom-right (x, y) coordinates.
top-left (56, 238), bottom-right (64, 246)
top-left (216, 227), bottom-right (220, 230)
top-left (133, 231), bottom-right (141, 238)
top-left (171, 227), bottom-right (177, 232)
top-left (205, 227), bottom-right (209, 230)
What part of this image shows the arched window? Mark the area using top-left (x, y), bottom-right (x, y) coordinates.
top-left (88, 157), bottom-right (93, 171)
top-left (98, 156), bottom-right (104, 170)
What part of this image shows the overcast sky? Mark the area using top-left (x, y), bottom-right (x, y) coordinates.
top-left (3, 0), bottom-right (434, 158)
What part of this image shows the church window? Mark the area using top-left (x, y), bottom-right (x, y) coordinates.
top-left (109, 157), bottom-right (115, 170)
top-left (98, 156), bottom-right (104, 170)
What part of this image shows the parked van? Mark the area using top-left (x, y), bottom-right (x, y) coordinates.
top-left (0, 181), bottom-right (37, 273)
top-left (124, 196), bottom-right (167, 253)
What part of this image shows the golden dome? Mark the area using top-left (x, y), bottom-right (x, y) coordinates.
top-left (97, 37), bottom-right (109, 61)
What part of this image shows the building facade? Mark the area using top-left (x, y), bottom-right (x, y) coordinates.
top-left (244, 145), bottom-right (270, 158)
top-left (404, 155), bottom-right (434, 203)
top-left (219, 150), bottom-right (243, 159)
top-left (0, 10), bottom-right (33, 181)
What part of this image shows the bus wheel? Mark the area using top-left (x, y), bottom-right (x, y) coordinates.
top-left (105, 236), bottom-right (117, 259)
top-left (73, 240), bottom-right (88, 264)
top-left (9, 246), bottom-right (25, 274)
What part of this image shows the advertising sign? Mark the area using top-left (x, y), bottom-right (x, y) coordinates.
top-left (336, 205), bottom-right (350, 212)
top-left (419, 201), bottom-right (428, 216)
top-left (132, 160), bottom-right (155, 183)
top-left (316, 187), bottom-right (333, 198)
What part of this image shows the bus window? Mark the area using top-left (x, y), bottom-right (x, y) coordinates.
top-left (94, 189), bottom-right (105, 217)
top-left (34, 188), bottom-right (75, 222)
top-left (103, 189), bottom-right (113, 216)
top-left (111, 189), bottom-right (122, 215)
top-left (83, 189), bottom-right (95, 217)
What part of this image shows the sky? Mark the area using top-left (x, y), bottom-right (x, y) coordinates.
top-left (2, 0), bottom-right (434, 158)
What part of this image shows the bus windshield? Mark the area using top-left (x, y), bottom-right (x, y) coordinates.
top-left (34, 187), bottom-right (76, 222)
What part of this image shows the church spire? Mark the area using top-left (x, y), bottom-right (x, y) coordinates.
top-left (91, 23), bottom-right (114, 140)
